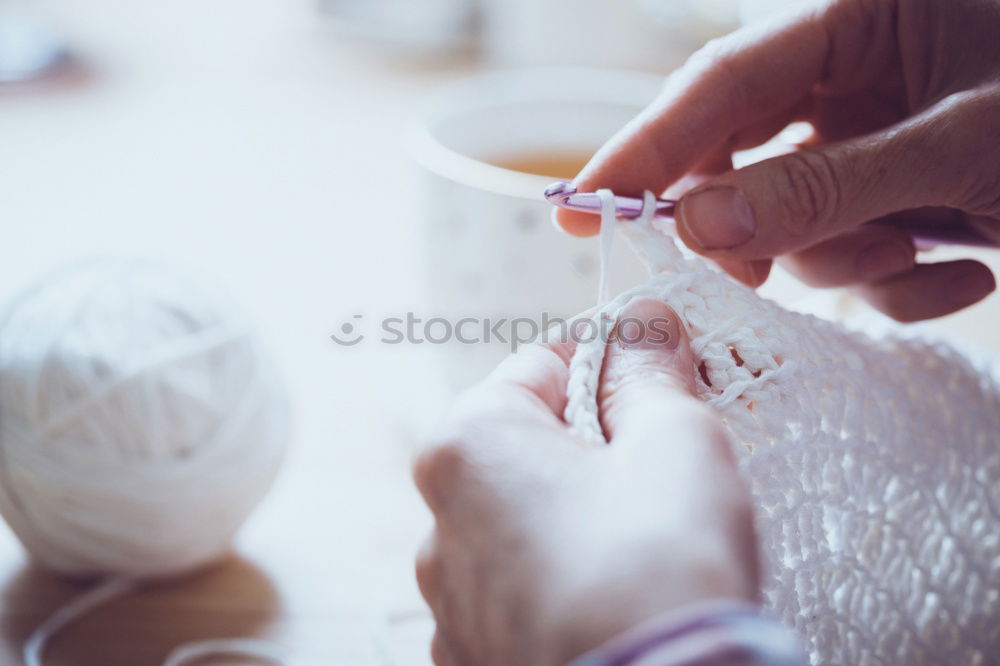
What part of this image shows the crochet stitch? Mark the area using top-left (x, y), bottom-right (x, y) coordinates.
top-left (563, 192), bottom-right (1000, 666)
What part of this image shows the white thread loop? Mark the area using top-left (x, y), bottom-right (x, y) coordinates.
top-left (639, 190), bottom-right (657, 226)
top-left (595, 189), bottom-right (618, 305)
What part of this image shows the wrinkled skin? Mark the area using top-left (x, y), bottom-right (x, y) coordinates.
top-left (557, 0), bottom-right (1000, 322)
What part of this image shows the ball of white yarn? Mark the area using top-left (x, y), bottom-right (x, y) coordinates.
top-left (0, 259), bottom-right (288, 579)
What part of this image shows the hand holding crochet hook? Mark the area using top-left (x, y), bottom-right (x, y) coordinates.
top-left (552, 0), bottom-right (1000, 322)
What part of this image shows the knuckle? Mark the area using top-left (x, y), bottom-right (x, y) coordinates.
top-left (413, 438), bottom-right (469, 499)
top-left (412, 389), bottom-right (500, 502)
top-left (920, 87), bottom-right (1000, 216)
top-left (820, 0), bottom-right (896, 88)
top-left (957, 89), bottom-right (1000, 216)
top-left (772, 150), bottom-right (842, 235)
top-left (687, 37), bottom-right (766, 123)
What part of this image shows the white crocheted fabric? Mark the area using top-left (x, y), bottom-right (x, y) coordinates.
top-left (564, 200), bottom-right (1000, 666)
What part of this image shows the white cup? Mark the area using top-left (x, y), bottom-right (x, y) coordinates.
top-left (410, 68), bottom-right (663, 386)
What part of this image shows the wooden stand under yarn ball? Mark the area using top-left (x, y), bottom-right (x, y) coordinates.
top-left (0, 259), bottom-right (289, 665)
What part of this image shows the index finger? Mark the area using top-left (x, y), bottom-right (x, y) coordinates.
top-left (556, 5), bottom-right (832, 236)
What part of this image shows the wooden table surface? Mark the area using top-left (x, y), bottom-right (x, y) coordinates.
top-left (2, 2), bottom-right (999, 665)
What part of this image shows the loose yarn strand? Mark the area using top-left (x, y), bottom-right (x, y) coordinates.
top-left (163, 638), bottom-right (287, 666)
top-left (22, 578), bottom-right (290, 666)
top-left (564, 189), bottom-right (663, 446)
top-left (23, 577), bottom-right (135, 666)
top-left (564, 189), bottom-right (627, 445)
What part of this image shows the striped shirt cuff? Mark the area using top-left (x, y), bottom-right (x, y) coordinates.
top-left (568, 599), bottom-right (805, 666)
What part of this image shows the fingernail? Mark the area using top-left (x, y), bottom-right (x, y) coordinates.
top-left (678, 187), bottom-right (756, 249)
top-left (949, 268), bottom-right (996, 307)
top-left (855, 241), bottom-right (914, 282)
top-left (615, 299), bottom-right (680, 350)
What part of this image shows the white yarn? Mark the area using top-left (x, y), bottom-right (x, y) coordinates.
top-left (564, 195), bottom-right (1000, 665)
top-left (596, 189), bottom-right (618, 305)
top-left (0, 259), bottom-right (289, 664)
top-left (0, 258), bottom-right (287, 579)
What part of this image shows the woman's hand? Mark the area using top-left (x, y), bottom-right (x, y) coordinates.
top-left (556, 0), bottom-right (999, 321)
top-left (413, 300), bottom-right (759, 666)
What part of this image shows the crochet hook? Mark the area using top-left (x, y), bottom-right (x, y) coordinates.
top-left (544, 182), bottom-right (676, 220)
top-left (544, 181), bottom-right (1000, 248)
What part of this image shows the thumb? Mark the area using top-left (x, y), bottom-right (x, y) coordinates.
top-left (598, 299), bottom-right (703, 445)
top-left (674, 91), bottom-right (1000, 261)
top-left (597, 298), bottom-right (745, 524)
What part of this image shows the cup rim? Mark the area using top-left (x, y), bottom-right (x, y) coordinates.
top-left (409, 67), bottom-right (663, 200)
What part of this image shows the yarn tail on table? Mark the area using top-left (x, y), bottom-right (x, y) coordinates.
top-left (22, 576), bottom-right (289, 666)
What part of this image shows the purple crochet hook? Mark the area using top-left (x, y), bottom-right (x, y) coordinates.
top-left (544, 182), bottom-right (676, 220)
top-left (544, 181), bottom-right (999, 248)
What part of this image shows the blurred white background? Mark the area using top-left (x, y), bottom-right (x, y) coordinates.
top-left (0, 0), bottom-right (997, 664)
